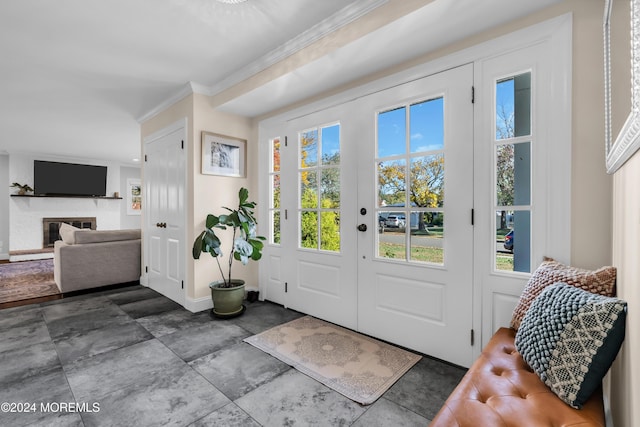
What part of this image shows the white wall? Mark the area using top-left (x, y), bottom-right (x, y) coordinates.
top-left (8, 153), bottom-right (123, 258)
top-left (0, 154), bottom-right (9, 259)
top-left (119, 165), bottom-right (141, 230)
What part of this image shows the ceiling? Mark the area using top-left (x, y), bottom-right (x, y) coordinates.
top-left (0, 0), bottom-right (562, 166)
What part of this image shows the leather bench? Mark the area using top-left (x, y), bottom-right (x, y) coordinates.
top-left (430, 327), bottom-right (605, 427)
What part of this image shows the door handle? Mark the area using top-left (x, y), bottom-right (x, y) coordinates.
top-left (357, 224), bottom-right (367, 232)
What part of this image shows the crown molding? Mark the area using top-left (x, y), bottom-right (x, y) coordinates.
top-left (137, 0), bottom-right (387, 123)
top-left (137, 82), bottom-right (206, 123)
top-left (207, 0), bottom-right (388, 96)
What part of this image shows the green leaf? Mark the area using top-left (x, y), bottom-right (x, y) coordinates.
top-left (192, 232), bottom-right (205, 259)
top-left (239, 187), bottom-right (249, 205)
top-left (206, 214), bottom-right (219, 228)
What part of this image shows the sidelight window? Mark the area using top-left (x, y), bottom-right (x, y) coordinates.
top-left (495, 72), bottom-right (532, 273)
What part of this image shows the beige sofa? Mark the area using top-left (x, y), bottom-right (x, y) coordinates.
top-left (54, 223), bottom-right (141, 293)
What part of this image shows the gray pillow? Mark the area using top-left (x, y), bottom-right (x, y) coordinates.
top-left (515, 282), bottom-right (626, 409)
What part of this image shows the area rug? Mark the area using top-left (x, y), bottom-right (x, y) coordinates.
top-left (244, 316), bottom-right (421, 405)
top-left (0, 259), bottom-right (60, 304)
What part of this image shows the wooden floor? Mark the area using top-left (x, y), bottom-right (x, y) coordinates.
top-left (0, 259), bottom-right (62, 309)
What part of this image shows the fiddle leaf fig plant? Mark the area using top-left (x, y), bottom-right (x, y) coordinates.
top-left (192, 187), bottom-right (266, 288)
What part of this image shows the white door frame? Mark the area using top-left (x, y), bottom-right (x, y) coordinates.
top-left (141, 118), bottom-right (188, 307)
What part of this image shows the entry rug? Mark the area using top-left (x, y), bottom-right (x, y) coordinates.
top-left (0, 259), bottom-right (60, 304)
top-left (244, 316), bottom-right (421, 405)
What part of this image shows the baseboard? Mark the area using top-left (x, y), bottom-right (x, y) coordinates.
top-left (10, 252), bottom-right (54, 262)
top-left (0, 252), bottom-right (9, 261)
top-left (184, 295), bottom-right (213, 313)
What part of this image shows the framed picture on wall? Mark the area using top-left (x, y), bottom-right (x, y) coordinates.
top-left (201, 131), bottom-right (246, 177)
top-left (127, 179), bottom-right (141, 215)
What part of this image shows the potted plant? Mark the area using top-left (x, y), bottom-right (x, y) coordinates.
top-left (10, 182), bottom-right (34, 195)
top-left (192, 187), bottom-right (266, 317)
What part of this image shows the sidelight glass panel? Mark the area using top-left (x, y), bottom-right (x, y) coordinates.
top-left (496, 142), bottom-right (530, 206)
top-left (410, 97), bottom-right (444, 153)
top-left (410, 211), bottom-right (444, 264)
top-left (269, 137), bottom-right (281, 245)
top-left (496, 210), bottom-right (530, 272)
top-left (272, 211), bottom-right (281, 244)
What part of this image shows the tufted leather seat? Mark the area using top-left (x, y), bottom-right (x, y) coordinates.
top-left (430, 327), bottom-right (605, 427)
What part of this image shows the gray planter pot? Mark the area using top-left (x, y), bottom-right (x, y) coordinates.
top-left (209, 279), bottom-right (245, 317)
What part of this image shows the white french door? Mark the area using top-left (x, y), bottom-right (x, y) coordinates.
top-left (144, 121), bottom-right (186, 306)
top-left (263, 65), bottom-right (475, 365)
top-left (356, 64), bottom-right (475, 367)
top-left (277, 104), bottom-right (359, 330)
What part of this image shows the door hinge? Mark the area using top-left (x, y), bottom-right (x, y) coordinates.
top-left (284, 209), bottom-right (288, 220)
top-left (471, 86), bottom-right (475, 104)
top-left (181, 140), bottom-right (184, 149)
top-left (145, 266), bottom-right (148, 273)
top-left (181, 280), bottom-right (184, 289)
top-left (471, 208), bottom-right (474, 226)
top-left (284, 136), bottom-right (288, 147)
top-left (471, 329), bottom-right (475, 346)
top-left (285, 282), bottom-right (288, 293)
top-left (144, 154), bottom-right (148, 162)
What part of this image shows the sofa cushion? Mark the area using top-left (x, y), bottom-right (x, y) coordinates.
top-left (72, 229), bottom-right (141, 244)
top-left (59, 222), bottom-right (80, 244)
top-left (510, 257), bottom-right (616, 330)
top-left (515, 283), bottom-right (626, 409)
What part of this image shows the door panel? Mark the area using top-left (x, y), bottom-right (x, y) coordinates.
top-left (357, 64), bottom-right (475, 367)
top-left (279, 106), bottom-right (358, 330)
top-left (144, 125), bottom-right (185, 306)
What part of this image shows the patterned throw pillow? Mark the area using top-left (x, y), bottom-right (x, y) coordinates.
top-left (510, 257), bottom-right (616, 330)
top-left (515, 283), bottom-right (626, 409)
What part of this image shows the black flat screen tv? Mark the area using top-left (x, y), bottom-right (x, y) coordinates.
top-left (34, 160), bottom-right (108, 197)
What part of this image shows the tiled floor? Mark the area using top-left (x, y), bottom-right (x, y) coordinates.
top-left (0, 285), bottom-right (466, 426)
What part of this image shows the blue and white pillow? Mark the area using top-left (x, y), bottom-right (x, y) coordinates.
top-left (515, 282), bottom-right (626, 409)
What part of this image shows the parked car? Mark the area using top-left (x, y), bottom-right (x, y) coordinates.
top-left (503, 230), bottom-right (514, 251)
top-left (385, 215), bottom-right (406, 228)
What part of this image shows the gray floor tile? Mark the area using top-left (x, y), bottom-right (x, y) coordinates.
top-left (0, 369), bottom-right (81, 427)
top-left (118, 295), bottom-right (182, 319)
top-left (235, 369), bottom-right (367, 426)
top-left (80, 364), bottom-right (230, 427)
top-left (383, 356), bottom-right (466, 420)
top-left (0, 304), bottom-right (44, 329)
top-left (352, 397), bottom-right (428, 426)
top-left (0, 320), bottom-right (51, 353)
top-left (136, 308), bottom-right (215, 337)
top-left (41, 296), bottom-right (115, 323)
top-left (52, 319), bottom-right (153, 365)
top-left (0, 340), bottom-right (61, 384)
top-left (190, 341), bottom-right (291, 401)
top-left (106, 286), bottom-right (161, 305)
top-left (45, 305), bottom-right (131, 339)
top-left (189, 403), bottom-right (260, 427)
top-left (158, 321), bottom-right (251, 362)
top-left (232, 301), bottom-right (304, 335)
top-left (65, 338), bottom-right (185, 402)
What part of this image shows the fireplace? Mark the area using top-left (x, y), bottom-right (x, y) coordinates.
top-left (43, 217), bottom-right (97, 248)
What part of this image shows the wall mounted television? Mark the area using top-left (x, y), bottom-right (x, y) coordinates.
top-left (34, 160), bottom-right (108, 197)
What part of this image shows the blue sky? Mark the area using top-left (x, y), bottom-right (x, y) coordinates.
top-left (377, 97), bottom-right (444, 158)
